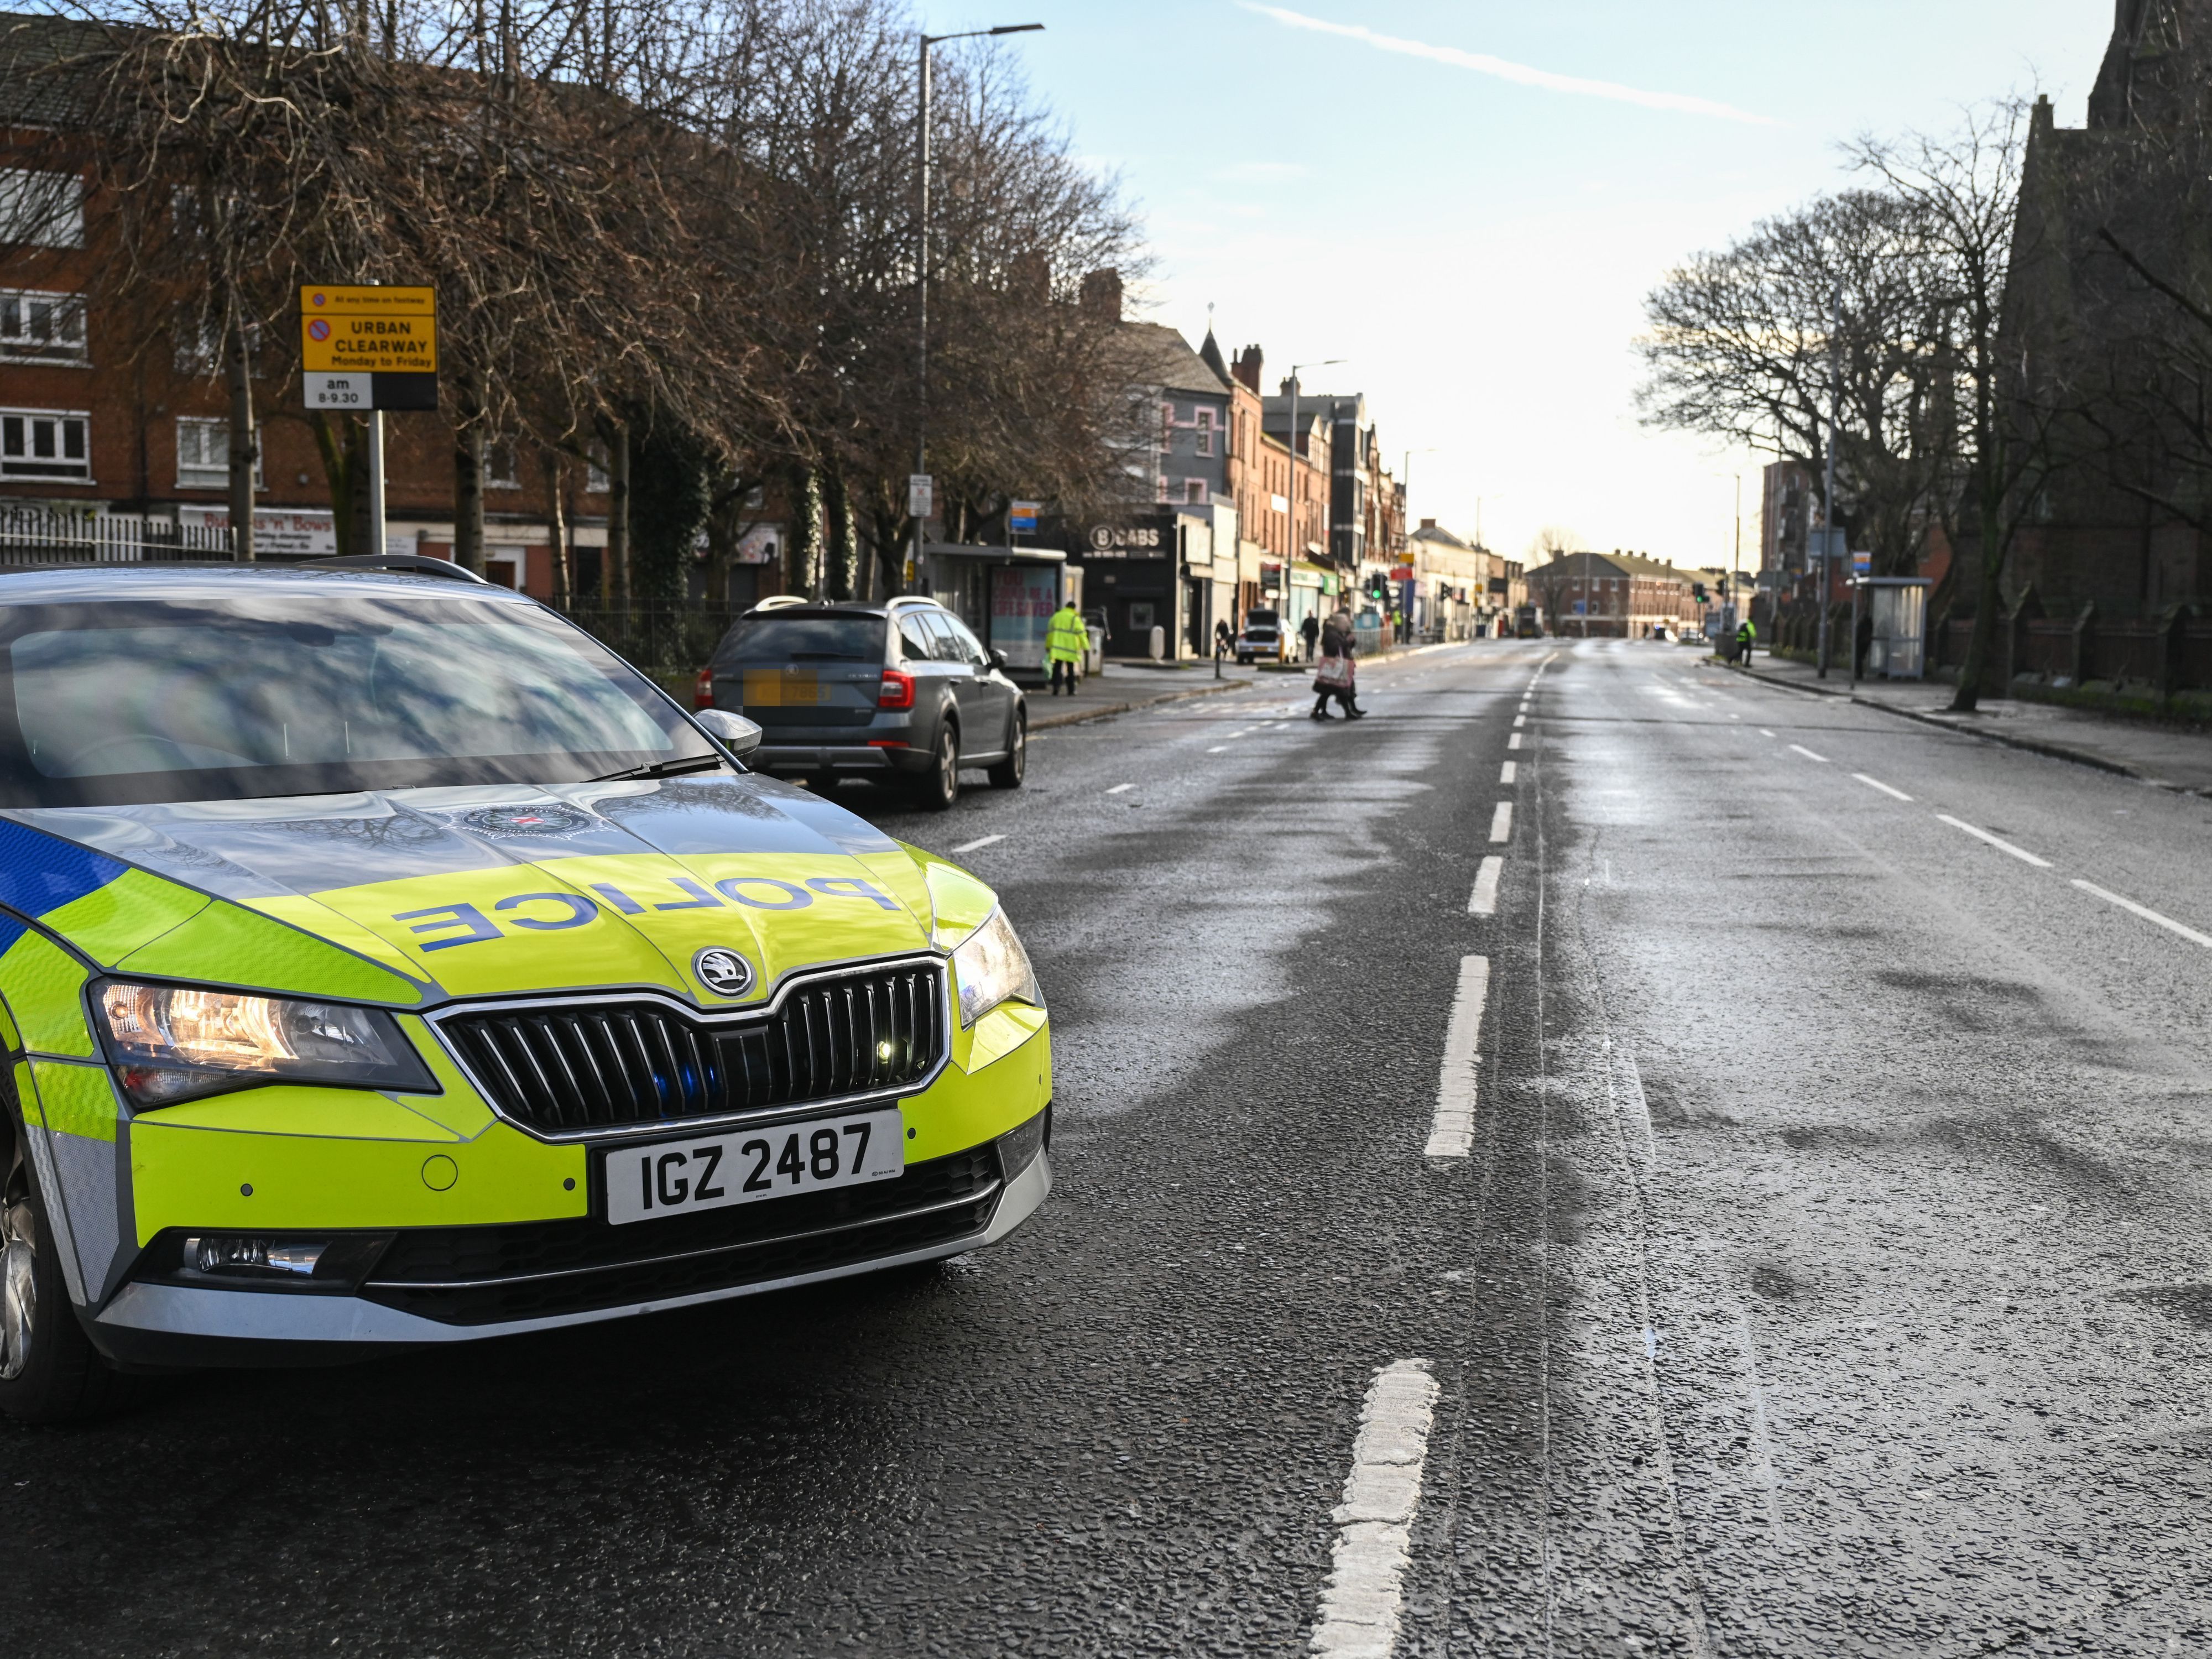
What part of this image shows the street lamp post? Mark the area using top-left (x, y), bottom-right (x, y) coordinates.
top-left (1286, 357), bottom-right (1343, 623)
top-left (1401, 446), bottom-right (1436, 638)
top-left (913, 22), bottom-right (1043, 592)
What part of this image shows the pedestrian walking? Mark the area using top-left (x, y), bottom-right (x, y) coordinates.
top-left (1214, 618), bottom-right (1233, 660)
top-left (1735, 617), bottom-right (1756, 668)
top-left (1300, 612), bottom-right (1319, 663)
top-left (1047, 597), bottom-right (1087, 696)
top-left (1312, 609), bottom-right (1366, 720)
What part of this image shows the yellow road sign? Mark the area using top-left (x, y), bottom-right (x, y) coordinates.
top-left (299, 285), bottom-right (437, 374)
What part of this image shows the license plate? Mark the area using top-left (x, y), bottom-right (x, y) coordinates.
top-left (743, 669), bottom-right (820, 707)
top-left (606, 1109), bottom-right (905, 1225)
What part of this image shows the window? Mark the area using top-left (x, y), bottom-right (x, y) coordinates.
top-left (1155, 472), bottom-right (1171, 504)
top-left (176, 418), bottom-right (240, 491)
top-left (1, 410), bottom-right (90, 481)
top-left (1185, 479), bottom-right (1208, 505)
top-left (922, 609), bottom-right (979, 664)
top-left (1159, 401), bottom-right (1174, 452)
top-left (586, 443), bottom-right (611, 494)
top-left (0, 291), bottom-right (85, 363)
top-left (0, 594), bottom-right (713, 810)
top-left (895, 610), bottom-right (935, 662)
top-left (0, 170), bottom-right (84, 249)
top-left (1194, 408), bottom-right (1214, 457)
top-left (484, 439), bottom-right (520, 490)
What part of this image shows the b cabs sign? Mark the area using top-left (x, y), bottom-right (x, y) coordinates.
top-left (299, 285), bottom-right (437, 411)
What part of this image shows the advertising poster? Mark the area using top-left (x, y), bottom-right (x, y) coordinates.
top-left (990, 565), bottom-right (1057, 671)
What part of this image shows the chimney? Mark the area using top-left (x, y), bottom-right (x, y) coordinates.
top-left (1232, 345), bottom-right (1263, 393)
top-left (1420, 517), bottom-right (1437, 530)
top-left (1079, 268), bottom-right (1123, 322)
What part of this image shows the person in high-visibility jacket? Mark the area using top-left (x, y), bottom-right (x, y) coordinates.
top-left (1047, 599), bottom-right (1087, 695)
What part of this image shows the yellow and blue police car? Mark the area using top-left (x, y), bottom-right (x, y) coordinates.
top-left (0, 560), bottom-right (1051, 1421)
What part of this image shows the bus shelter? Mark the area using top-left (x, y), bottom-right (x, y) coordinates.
top-left (1850, 576), bottom-right (1932, 681)
top-left (920, 542), bottom-right (1073, 683)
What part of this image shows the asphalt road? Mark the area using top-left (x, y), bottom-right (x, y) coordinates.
top-left (8, 639), bottom-right (2212, 1657)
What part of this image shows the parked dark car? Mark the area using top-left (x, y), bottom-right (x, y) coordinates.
top-left (706, 600), bottom-right (1026, 808)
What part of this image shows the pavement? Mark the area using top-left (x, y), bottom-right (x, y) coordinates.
top-left (10, 637), bottom-right (2212, 1655)
top-left (1728, 649), bottom-right (2212, 794)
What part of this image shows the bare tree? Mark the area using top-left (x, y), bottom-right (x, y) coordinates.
top-left (1848, 100), bottom-right (2054, 712)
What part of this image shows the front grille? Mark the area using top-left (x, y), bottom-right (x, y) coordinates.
top-left (358, 1145), bottom-right (1003, 1324)
top-left (438, 961), bottom-right (946, 1136)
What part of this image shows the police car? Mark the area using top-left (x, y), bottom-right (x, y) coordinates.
top-left (0, 560), bottom-right (1051, 1422)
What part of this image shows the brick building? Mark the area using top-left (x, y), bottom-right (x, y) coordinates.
top-left (1523, 550), bottom-right (1704, 638)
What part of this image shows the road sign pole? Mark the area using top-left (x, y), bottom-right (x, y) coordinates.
top-left (367, 412), bottom-right (387, 559)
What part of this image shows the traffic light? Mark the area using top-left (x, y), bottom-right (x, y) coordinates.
top-left (1692, 581), bottom-right (1708, 602)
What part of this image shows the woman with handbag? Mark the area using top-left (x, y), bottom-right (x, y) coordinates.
top-left (1312, 611), bottom-right (1366, 720)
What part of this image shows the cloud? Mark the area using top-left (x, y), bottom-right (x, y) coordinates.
top-left (1238, 3), bottom-right (1781, 128)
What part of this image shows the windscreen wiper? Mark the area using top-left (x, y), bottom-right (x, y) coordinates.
top-left (588, 754), bottom-right (727, 784)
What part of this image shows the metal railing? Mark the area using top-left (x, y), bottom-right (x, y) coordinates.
top-left (544, 598), bottom-right (740, 676)
top-left (0, 507), bottom-right (235, 565)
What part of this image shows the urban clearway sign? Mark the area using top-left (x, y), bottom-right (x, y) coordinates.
top-left (299, 285), bottom-right (438, 411)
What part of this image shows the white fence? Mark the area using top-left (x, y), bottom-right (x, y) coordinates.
top-left (0, 508), bottom-right (236, 565)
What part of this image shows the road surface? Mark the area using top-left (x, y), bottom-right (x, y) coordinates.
top-left (8, 639), bottom-right (2212, 1657)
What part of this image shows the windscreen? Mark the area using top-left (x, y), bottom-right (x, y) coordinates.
top-left (0, 591), bottom-right (716, 807)
top-left (717, 614), bottom-right (887, 666)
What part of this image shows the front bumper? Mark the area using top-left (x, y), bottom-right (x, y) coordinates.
top-left (87, 1135), bottom-right (1050, 1368)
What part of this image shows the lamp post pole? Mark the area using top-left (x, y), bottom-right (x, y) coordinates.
top-left (913, 22), bottom-right (1043, 593)
top-left (1286, 357), bottom-right (1343, 622)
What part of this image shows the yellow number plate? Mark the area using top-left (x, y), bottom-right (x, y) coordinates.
top-left (742, 670), bottom-right (820, 707)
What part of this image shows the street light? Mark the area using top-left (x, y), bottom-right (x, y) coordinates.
top-left (1285, 356), bottom-right (1343, 571)
top-left (912, 22), bottom-right (1045, 591)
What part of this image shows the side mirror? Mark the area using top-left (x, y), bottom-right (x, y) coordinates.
top-left (694, 707), bottom-right (763, 760)
top-left (988, 647), bottom-right (1009, 671)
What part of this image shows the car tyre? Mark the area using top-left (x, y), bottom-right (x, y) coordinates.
top-left (911, 724), bottom-right (959, 811)
top-left (987, 711), bottom-right (1026, 790)
top-left (0, 1128), bottom-right (130, 1426)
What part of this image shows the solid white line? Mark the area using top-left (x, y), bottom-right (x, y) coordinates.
top-left (1426, 954), bottom-right (1490, 1157)
top-left (1507, 732), bottom-right (1522, 750)
top-left (1936, 813), bottom-right (2052, 868)
top-left (1311, 1359), bottom-right (1440, 1657)
top-left (1787, 744), bottom-right (1828, 763)
top-left (1500, 760), bottom-right (1517, 784)
top-left (1489, 802), bottom-right (1512, 843)
top-left (2072, 880), bottom-right (2212, 949)
top-left (1852, 773), bottom-right (1912, 802)
top-left (949, 834), bottom-right (1004, 854)
top-left (1469, 855), bottom-right (1503, 916)
top-left (1105, 783), bottom-right (1134, 795)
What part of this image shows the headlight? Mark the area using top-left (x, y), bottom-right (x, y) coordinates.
top-left (949, 909), bottom-right (1042, 1027)
top-left (93, 981), bottom-right (435, 1108)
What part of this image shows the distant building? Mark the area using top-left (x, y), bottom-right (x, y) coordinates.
top-left (1761, 460), bottom-right (1813, 577)
top-left (1522, 550), bottom-right (1704, 638)
top-left (1994, 3), bottom-right (2212, 620)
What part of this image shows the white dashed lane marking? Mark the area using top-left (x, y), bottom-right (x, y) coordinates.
top-left (1489, 802), bottom-right (1512, 843)
top-left (950, 835), bottom-right (1003, 854)
top-left (2072, 880), bottom-right (2212, 949)
top-left (1500, 760), bottom-right (1516, 784)
top-left (1760, 729), bottom-right (1776, 738)
top-left (1937, 814), bottom-right (2052, 868)
top-left (1310, 1360), bottom-right (1441, 1658)
top-left (1425, 953), bottom-right (1490, 1158)
top-left (1853, 774), bottom-right (1912, 801)
top-left (1105, 783), bottom-right (1135, 795)
top-left (1468, 855), bottom-right (1503, 916)
top-left (1788, 744), bottom-right (1829, 763)
top-left (1507, 733), bottom-right (1522, 751)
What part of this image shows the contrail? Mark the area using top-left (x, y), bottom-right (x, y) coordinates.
top-left (1239, 3), bottom-right (1781, 127)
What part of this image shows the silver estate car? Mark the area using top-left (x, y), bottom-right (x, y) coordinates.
top-left (706, 600), bottom-right (1027, 808)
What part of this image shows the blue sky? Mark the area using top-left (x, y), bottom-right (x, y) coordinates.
top-left (941, 0), bottom-right (2115, 566)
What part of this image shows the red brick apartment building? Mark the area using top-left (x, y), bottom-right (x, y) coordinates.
top-left (0, 81), bottom-right (662, 596)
